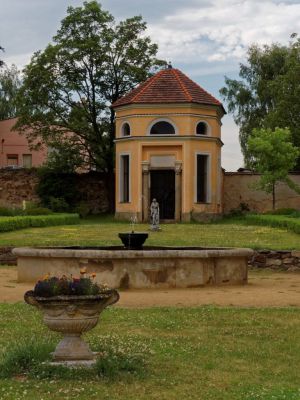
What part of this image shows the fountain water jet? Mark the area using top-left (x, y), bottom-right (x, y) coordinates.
top-left (118, 215), bottom-right (148, 250)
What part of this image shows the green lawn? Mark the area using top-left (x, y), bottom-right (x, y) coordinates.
top-left (0, 216), bottom-right (299, 399)
top-left (0, 215), bottom-right (299, 250)
top-left (0, 304), bottom-right (299, 400)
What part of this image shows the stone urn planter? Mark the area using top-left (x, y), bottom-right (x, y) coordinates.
top-left (24, 290), bottom-right (119, 363)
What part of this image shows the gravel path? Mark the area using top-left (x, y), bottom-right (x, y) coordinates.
top-left (0, 268), bottom-right (299, 307)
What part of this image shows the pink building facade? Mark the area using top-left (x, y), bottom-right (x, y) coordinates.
top-left (0, 118), bottom-right (47, 168)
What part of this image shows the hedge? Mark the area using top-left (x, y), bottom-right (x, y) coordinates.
top-left (0, 214), bottom-right (80, 233)
top-left (245, 214), bottom-right (300, 234)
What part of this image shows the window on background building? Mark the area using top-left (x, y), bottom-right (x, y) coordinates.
top-left (7, 154), bottom-right (18, 166)
top-left (120, 154), bottom-right (130, 203)
top-left (22, 154), bottom-right (32, 168)
top-left (196, 121), bottom-right (209, 135)
top-left (121, 123), bottom-right (131, 136)
top-left (196, 154), bottom-right (209, 203)
top-left (150, 121), bottom-right (175, 135)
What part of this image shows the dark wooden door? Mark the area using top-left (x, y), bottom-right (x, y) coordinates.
top-left (150, 170), bottom-right (175, 220)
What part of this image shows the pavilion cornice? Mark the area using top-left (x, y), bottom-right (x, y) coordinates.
top-left (114, 135), bottom-right (224, 146)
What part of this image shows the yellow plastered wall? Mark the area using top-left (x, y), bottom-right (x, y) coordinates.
top-left (114, 103), bottom-right (223, 220)
top-left (116, 104), bottom-right (221, 138)
top-left (182, 140), bottom-right (222, 215)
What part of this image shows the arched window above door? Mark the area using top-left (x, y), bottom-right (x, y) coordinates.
top-left (149, 119), bottom-right (177, 135)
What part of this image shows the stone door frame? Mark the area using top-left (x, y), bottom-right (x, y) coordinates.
top-left (142, 161), bottom-right (182, 222)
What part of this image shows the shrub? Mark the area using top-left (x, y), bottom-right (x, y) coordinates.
top-left (0, 207), bottom-right (23, 216)
top-left (0, 205), bottom-right (52, 216)
top-left (74, 202), bottom-right (90, 218)
top-left (0, 213), bottom-right (79, 232)
top-left (245, 214), bottom-right (300, 234)
top-left (36, 168), bottom-right (79, 211)
top-left (48, 197), bottom-right (70, 212)
top-left (228, 202), bottom-right (250, 217)
top-left (264, 208), bottom-right (298, 215)
top-left (23, 201), bottom-right (39, 210)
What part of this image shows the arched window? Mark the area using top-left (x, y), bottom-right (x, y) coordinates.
top-left (196, 121), bottom-right (209, 135)
top-left (150, 121), bottom-right (175, 135)
top-left (121, 122), bottom-right (131, 136)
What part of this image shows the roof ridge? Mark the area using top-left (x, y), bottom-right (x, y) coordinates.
top-left (172, 69), bottom-right (193, 102)
top-left (178, 70), bottom-right (221, 105)
top-left (130, 70), bottom-right (164, 103)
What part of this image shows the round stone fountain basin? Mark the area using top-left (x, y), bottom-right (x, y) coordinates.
top-left (13, 246), bottom-right (253, 289)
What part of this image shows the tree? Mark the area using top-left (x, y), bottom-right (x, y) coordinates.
top-left (220, 34), bottom-right (300, 169)
top-left (0, 64), bottom-right (21, 120)
top-left (0, 46), bottom-right (4, 68)
top-left (248, 127), bottom-right (300, 210)
top-left (15, 1), bottom-right (166, 176)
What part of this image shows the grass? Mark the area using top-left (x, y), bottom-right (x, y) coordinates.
top-left (0, 304), bottom-right (299, 400)
top-left (0, 215), bottom-right (299, 250)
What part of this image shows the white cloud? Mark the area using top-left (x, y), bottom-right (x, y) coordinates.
top-left (221, 115), bottom-right (244, 171)
top-left (3, 53), bottom-right (32, 70)
top-left (147, 0), bottom-right (300, 71)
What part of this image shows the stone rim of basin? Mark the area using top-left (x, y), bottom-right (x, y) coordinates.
top-left (13, 246), bottom-right (254, 258)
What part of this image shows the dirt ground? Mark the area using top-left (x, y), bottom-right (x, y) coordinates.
top-left (0, 267), bottom-right (300, 307)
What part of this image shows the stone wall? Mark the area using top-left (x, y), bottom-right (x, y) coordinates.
top-left (0, 247), bottom-right (16, 265)
top-left (1, 168), bottom-right (300, 216)
top-left (0, 169), bottom-right (40, 207)
top-left (0, 168), bottom-right (110, 214)
top-left (223, 172), bottom-right (300, 213)
top-left (249, 250), bottom-right (300, 272)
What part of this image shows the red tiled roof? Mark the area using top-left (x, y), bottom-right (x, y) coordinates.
top-left (112, 67), bottom-right (224, 111)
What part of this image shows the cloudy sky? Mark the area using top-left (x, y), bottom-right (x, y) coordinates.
top-left (1, 0), bottom-right (300, 170)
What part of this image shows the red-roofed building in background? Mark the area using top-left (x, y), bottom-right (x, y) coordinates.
top-left (0, 118), bottom-right (47, 168)
top-left (112, 65), bottom-right (226, 222)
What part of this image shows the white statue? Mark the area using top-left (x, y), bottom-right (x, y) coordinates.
top-left (150, 198), bottom-right (160, 231)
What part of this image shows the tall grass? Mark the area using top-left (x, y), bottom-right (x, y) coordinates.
top-left (0, 339), bottom-right (53, 378)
